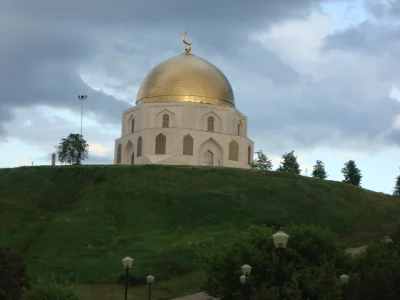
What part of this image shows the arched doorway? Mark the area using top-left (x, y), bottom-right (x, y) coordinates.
top-left (123, 141), bottom-right (134, 164)
top-left (131, 152), bottom-right (135, 165)
top-left (203, 150), bottom-right (213, 166)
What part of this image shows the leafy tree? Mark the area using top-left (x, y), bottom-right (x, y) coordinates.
top-left (341, 160), bottom-right (362, 187)
top-left (311, 160), bottom-right (327, 180)
top-left (393, 175), bottom-right (400, 196)
top-left (251, 150), bottom-right (273, 170)
top-left (277, 150), bottom-right (301, 174)
top-left (201, 224), bottom-right (348, 300)
top-left (0, 246), bottom-right (30, 300)
top-left (55, 133), bottom-right (89, 165)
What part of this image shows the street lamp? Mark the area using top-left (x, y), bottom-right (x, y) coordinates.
top-left (240, 264), bottom-right (252, 300)
top-left (272, 231), bottom-right (289, 300)
top-left (122, 256), bottom-right (134, 300)
top-left (146, 275), bottom-right (155, 300)
top-left (339, 274), bottom-right (350, 293)
top-left (77, 95), bottom-right (87, 136)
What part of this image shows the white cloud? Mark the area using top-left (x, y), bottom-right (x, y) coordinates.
top-left (252, 11), bottom-right (333, 72)
top-left (89, 143), bottom-right (112, 157)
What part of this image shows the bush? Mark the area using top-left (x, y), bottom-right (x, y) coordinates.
top-left (0, 245), bottom-right (30, 300)
top-left (22, 284), bottom-right (86, 300)
top-left (201, 224), bottom-right (349, 300)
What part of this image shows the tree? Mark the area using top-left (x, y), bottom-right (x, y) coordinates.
top-left (251, 150), bottom-right (273, 170)
top-left (55, 133), bottom-right (89, 165)
top-left (0, 246), bottom-right (30, 300)
top-left (201, 224), bottom-right (348, 300)
top-left (341, 160), bottom-right (362, 187)
top-left (311, 160), bottom-right (327, 179)
top-left (393, 175), bottom-right (400, 196)
top-left (277, 150), bottom-right (301, 174)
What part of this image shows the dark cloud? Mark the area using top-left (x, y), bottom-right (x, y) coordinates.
top-left (322, 21), bottom-right (400, 57)
top-left (0, 0), bottom-right (330, 139)
top-left (364, 0), bottom-right (400, 19)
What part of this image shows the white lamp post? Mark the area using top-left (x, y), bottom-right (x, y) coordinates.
top-left (240, 264), bottom-right (252, 300)
top-left (339, 274), bottom-right (349, 285)
top-left (339, 274), bottom-right (350, 293)
top-left (272, 231), bottom-right (289, 300)
top-left (146, 275), bottom-right (155, 300)
top-left (272, 231), bottom-right (289, 249)
top-left (241, 264), bottom-right (252, 278)
top-left (122, 257), bottom-right (134, 300)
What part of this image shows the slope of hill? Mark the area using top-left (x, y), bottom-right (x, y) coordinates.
top-left (0, 164), bottom-right (399, 287)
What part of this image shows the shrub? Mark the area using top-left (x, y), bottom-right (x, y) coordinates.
top-left (0, 245), bottom-right (30, 300)
top-left (201, 224), bottom-right (349, 300)
top-left (22, 284), bottom-right (86, 300)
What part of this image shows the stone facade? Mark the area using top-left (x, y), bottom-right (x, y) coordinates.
top-left (114, 101), bottom-right (254, 169)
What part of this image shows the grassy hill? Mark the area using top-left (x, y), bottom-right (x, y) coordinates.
top-left (0, 165), bottom-right (399, 298)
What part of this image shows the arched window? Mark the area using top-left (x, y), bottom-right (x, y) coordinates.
top-left (248, 145), bottom-right (251, 165)
top-left (229, 140), bottom-right (239, 161)
top-left (131, 119), bottom-right (135, 133)
top-left (131, 152), bottom-right (135, 165)
top-left (137, 136), bottom-right (142, 157)
top-left (155, 134), bottom-right (166, 154)
top-left (116, 144), bottom-right (122, 164)
top-left (207, 116), bottom-right (214, 132)
top-left (237, 124), bottom-right (241, 135)
top-left (162, 114), bottom-right (170, 128)
top-left (203, 150), bottom-right (213, 166)
top-left (183, 134), bottom-right (194, 155)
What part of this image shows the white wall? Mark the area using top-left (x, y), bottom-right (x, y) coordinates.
top-left (115, 102), bottom-right (254, 169)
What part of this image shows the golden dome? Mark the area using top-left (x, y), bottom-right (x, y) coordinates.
top-left (136, 53), bottom-right (235, 107)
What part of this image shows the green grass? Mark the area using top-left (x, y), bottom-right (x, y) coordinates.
top-left (1, 164), bottom-right (399, 298)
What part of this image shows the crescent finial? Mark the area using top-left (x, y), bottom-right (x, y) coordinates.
top-left (182, 31), bottom-right (192, 45)
top-left (181, 31), bottom-right (192, 54)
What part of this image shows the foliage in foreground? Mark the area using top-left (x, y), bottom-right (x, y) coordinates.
top-left (202, 223), bottom-right (400, 300)
top-left (0, 246), bottom-right (30, 300)
top-left (23, 284), bottom-right (86, 300)
top-left (201, 224), bottom-right (348, 300)
top-left (22, 274), bottom-right (86, 300)
top-left (55, 133), bottom-right (89, 165)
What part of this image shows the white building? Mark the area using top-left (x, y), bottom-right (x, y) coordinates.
top-left (114, 40), bottom-right (254, 168)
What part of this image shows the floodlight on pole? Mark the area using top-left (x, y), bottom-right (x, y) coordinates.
top-left (78, 95), bottom-right (87, 136)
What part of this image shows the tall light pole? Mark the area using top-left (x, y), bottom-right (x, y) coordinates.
top-left (272, 231), bottom-right (289, 300)
top-left (122, 256), bottom-right (134, 300)
top-left (78, 95), bottom-right (87, 136)
top-left (146, 275), bottom-right (155, 300)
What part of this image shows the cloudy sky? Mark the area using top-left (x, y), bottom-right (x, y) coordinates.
top-left (0, 0), bottom-right (399, 194)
